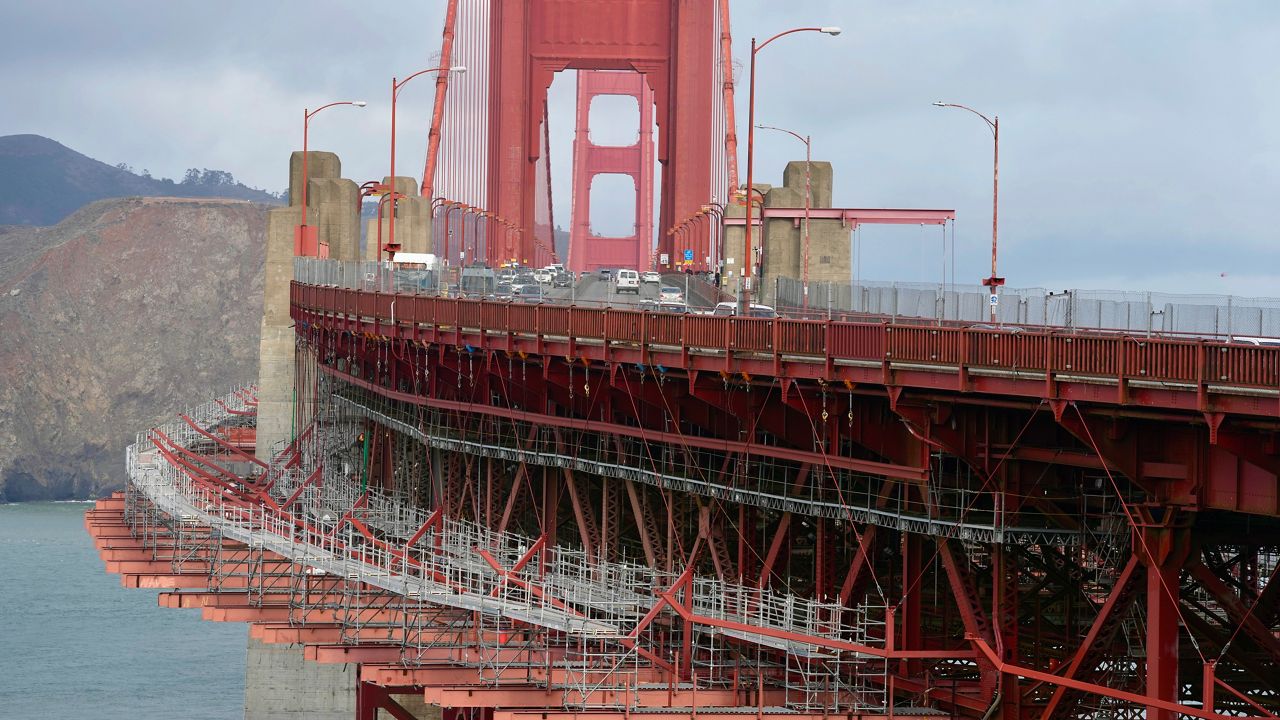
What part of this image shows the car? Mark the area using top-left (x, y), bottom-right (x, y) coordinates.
top-left (533, 268), bottom-right (553, 284)
top-left (552, 273), bottom-right (573, 288)
top-left (1232, 336), bottom-right (1280, 347)
top-left (598, 267), bottom-right (614, 279)
top-left (653, 301), bottom-right (691, 314)
top-left (968, 323), bottom-right (1025, 333)
top-left (659, 286), bottom-right (684, 303)
top-left (493, 281), bottom-right (513, 299)
top-left (614, 269), bottom-right (641, 294)
top-left (512, 272), bottom-right (537, 288)
top-left (514, 284), bottom-right (545, 303)
top-left (711, 302), bottom-right (777, 318)
top-left (642, 271), bottom-right (661, 284)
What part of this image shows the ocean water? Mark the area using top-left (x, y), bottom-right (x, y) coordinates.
top-left (0, 502), bottom-right (245, 719)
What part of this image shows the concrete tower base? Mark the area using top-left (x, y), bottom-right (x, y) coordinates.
top-left (244, 634), bottom-right (357, 719)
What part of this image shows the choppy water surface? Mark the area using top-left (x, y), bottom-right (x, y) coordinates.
top-left (0, 501), bottom-right (245, 719)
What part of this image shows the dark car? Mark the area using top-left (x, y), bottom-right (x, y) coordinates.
top-left (492, 281), bottom-right (513, 299)
top-left (552, 273), bottom-right (573, 288)
top-left (514, 284), bottom-right (545, 303)
top-left (597, 267), bottom-right (613, 279)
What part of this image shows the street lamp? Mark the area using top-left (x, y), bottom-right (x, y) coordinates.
top-left (934, 101), bottom-right (1003, 321)
top-left (743, 25), bottom-right (840, 310)
top-left (756, 124), bottom-right (812, 308)
top-left (300, 100), bottom-right (367, 254)
top-left (389, 66), bottom-right (466, 259)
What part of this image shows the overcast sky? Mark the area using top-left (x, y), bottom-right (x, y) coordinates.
top-left (2, 1), bottom-right (1276, 296)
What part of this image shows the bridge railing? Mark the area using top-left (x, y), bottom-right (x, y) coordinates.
top-left (777, 275), bottom-right (1280, 341)
top-left (292, 281), bottom-right (1280, 406)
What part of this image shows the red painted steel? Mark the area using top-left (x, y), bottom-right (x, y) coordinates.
top-left (486, 0), bottom-right (715, 269)
top-left (567, 70), bottom-right (655, 273)
top-left (291, 283), bottom-right (1280, 422)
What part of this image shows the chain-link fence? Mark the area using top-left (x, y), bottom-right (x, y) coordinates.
top-left (776, 276), bottom-right (1280, 339)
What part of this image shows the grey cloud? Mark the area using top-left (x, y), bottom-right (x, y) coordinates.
top-left (1, 0), bottom-right (1275, 295)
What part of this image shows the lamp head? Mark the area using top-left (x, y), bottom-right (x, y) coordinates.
top-left (820, 26), bottom-right (842, 36)
top-left (353, 101), bottom-right (368, 107)
top-left (451, 66), bottom-right (468, 74)
top-left (933, 101), bottom-right (949, 107)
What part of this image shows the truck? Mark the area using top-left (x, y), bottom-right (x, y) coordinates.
top-left (459, 266), bottom-right (498, 297)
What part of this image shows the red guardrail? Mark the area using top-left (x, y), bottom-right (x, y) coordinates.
top-left (292, 284), bottom-right (1280, 396)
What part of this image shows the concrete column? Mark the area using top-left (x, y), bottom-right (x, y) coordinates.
top-left (761, 185), bottom-right (802, 305)
top-left (255, 206), bottom-right (304, 463)
top-left (251, 152), bottom-right (365, 720)
top-left (244, 634), bottom-right (356, 720)
top-left (720, 184), bottom-right (770, 300)
top-left (311, 177), bottom-right (361, 261)
top-left (367, 176), bottom-right (432, 257)
top-left (783, 160), bottom-right (833, 209)
top-left (777, 160), bottom-right (849, 292)
top-left (288, 151), bottom-right (341, 206)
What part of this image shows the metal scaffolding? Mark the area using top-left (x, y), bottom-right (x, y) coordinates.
top-left (124, 386), bottom-right (899, 713)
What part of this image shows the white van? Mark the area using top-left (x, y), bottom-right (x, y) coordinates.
top-left (614, 269), bottom-right (640, 294)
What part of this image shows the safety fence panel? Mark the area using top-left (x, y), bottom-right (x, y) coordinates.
top-left (827, 323), bottom-right (884, 361)
top-left (457, 299), bottom-right (484, 329)
top-left (569, 308), bottom-right (606, 341)
top-left (375, 293), bottom-right (394, 319)
top-left (885, 327), bottom-right (961, 365)
top-left (646, 314), bottom-right (684, 345)
top-left (539, 305), bottom-right (571, 337)
top-left (1049, 336), bottom-right (1120, 377)
top-left (1207, 345), bottom-right (1279, 387)
top-left (606, 310), bottom-right (644, 345)
top-left (505, 304), bottom-right (538, 335)
top-left (732, 318), bottom-right (772, 353)
top-left (967, 331), bottom-right (1049, 373)
top-left (776, 320), bottom-right (825, 356)
top-left (1124, 338), bottom-right (1200, 384)
top-left (684, 316), bottom-right (730, 350)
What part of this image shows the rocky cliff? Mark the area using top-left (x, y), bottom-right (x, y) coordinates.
top-left (0, 197), bottom-right (267, 501)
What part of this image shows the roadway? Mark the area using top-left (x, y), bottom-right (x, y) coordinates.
top-left (543, 273), bottom-right (720, 312)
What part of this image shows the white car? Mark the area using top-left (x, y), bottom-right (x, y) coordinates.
top-left (533, 268), bottom-right (553, 284)
top-left (711, 301), bottom-right (777, 318)
top-left (614, 269), bottom-right (641, 294)
top-left (659, 286), bottom-right (684, 303)
top-left (642, 271), bottom-right (661, 284)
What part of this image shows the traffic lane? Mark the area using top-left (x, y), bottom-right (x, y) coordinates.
top-left (545, 275), bottom-right (660, 307)
top-left (539, 273), bottom-right (714, 311)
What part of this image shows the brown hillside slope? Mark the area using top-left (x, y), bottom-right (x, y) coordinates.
top-left (0, 197), bottom-right (266, 501)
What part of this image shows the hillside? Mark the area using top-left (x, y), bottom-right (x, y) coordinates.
top-left (0, 134), bottom-right (280, 226)
top-left (0, 198), bottom-right (267, 501)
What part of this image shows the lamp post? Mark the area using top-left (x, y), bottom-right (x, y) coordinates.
top-left (743, 25), bottom-right (840, 311)
top-left (756, 124), bottom-right (812, 308)
top-left (389, 66), bottom-right (465, 260)
top-left (934, 101), bottom-right (1003, 322)
top-left (300, 100), bottom-right (367, 253)
top-left (442, 201), bottom-right (465, 267)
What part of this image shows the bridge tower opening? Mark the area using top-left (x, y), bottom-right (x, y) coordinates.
top-left (486, 0), bottom-right (716, 270)
top-left (567, 70), bottom-right (655, 273)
